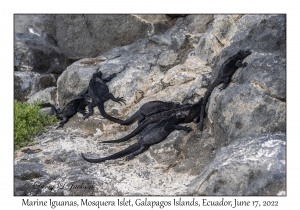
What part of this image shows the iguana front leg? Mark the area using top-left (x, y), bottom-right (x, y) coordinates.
top-left (84, 101), bottom-right (97, 119)
top-left (102, 73), bottom-right (117, 82)
top-left (173, 124), bottom-right (193, 132)
top-left (77, 107), bottom-right (88, 116)
top-left (219, 77), bottom-right (230, 90)
top-left (235, 60), bottom-right (248, 68)
top-left (56, 117), bottom-right (69, 129)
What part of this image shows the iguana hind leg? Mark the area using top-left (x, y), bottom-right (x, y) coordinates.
top-left (102, 93), bottom-right (126, 105)
top-left (56, 117), bottom-right (69, 129)
top-left (125, 145), bottom-right (149, 161)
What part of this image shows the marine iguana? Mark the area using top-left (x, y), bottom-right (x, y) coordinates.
top-left (84, 71), bottom-right (183, 125)
top-left (41, 95), bottom-right (91, 128)
top-left (83, 71), bottom-right (126, 122)
top-left (81, 113), bottom-right (192, 163)
top-left (198, 50), bottom-right (251, 131)
top-left (117, 100), bottom-right (184, 125)
top-left (101, 97), bottom-right (203, 143)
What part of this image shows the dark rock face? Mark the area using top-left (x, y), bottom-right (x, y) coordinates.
top-left (14, 162), bottom-right (50, 196)
top-left (14, 33), bottom-right (70, 74)
top-left (27, 87), bottom-right (58, 105)
top-left (14, 71), bottom-right (56, 101)
top-left (206, 14), bottom-right (286, 145)
top-left (14, 14), bottom-right (56, 38)
top-left (187, 133), bottom-right (286, 196)
top-left (208, 83), bottom-right (286, 145)
top-left (55, 14), bottom-right (172, 60)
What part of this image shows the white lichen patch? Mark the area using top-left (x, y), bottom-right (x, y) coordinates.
top-left (29, 28), bottom-right (40, 36)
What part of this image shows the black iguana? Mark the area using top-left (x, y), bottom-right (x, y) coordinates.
top-left (198, 50), bottom-right (251, 131)
top-left (117, 100), bottom-right (184, 125)
top-left (83, 71), bottom-right (126, 122)
top-left (101, 97), bottom-right (203, 144)
top-left (40, 95), bottom-right (91, 128)
top-left (81, 113), bottom-right (192, 163)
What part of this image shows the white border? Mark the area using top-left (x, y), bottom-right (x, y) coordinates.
top-left (3, 0), bottom-right (297, 208)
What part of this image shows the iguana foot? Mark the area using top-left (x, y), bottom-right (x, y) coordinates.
top-left (125, 155), bottom-right (135, 161)
top-left (183, 126), bottom-right (193, 132)
top-left (116, 97), bottom-right (126, 105)
top-left (56, 125), bottom-right (63, 129)
top-left (84, 114), bottom-right (91, 120)
top-left (219, 84), bottom-right (228, 90)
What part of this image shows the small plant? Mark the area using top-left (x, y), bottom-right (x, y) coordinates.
top-left (14, 99), bottom-right (57, 150)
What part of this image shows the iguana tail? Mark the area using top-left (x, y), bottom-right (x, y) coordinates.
top-left (119, 110), bottom-right (140, 125)
top-left (39, 103), bottom-right (60, 117)
top-left (101, 120), bottom-right (151, 143)
top-left (100, 111), bottom-right (139, 125)
top-left (98, 105), bottom-right (139, 125)
top-left (199, 79), bottom-right (221, 131)
top-left (81, 143), bottom-right (140, 163)
top-left (97, 102), bottom-right (129, 125)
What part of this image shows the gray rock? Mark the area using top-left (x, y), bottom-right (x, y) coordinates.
top-left (204, 14), bottom-right (286, 144)
top-left (55, 16), bottom-right (199, 109)
top-left (55, 14), bottom-right (171, 60)
top-left (194, 28), bottom-right (223, 66)
top-left (27, 87), bottom-right (57, 105)
top-left (14, 14), bottom-right (69, 76)
top-left (14, 14), bottom-right (56, 39)
top-left (14, 32), bottom-right (70, 74)
top-left (235, 52), bottom-right (286, 101)
top-left (186, 15), bottom-right (214, 33)
top-left (14, 162), bottom-right (51, 196)
top-left (194, 15), bottom-right (242, 66)
top-left (211, 15), bottom-right (242, 45)
top-left (187, 133), bottom-right (286, 196)
top-left (207, 83), bottom-right (286, 145)
top-left (226, 14), bottom-right (286, 54)
top-left (56, 63), bottom-right (99, 108)
top-left (14, 71), bottom-right (56, 101)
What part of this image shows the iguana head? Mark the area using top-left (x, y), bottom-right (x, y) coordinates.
top-left (237, 50), bottom-right (251, 59)
top-left (93, 71), bottom-right (103, 78)
top-left (175, 112), bottom-right (187, 120)
top-left (174, 102), bottom-right (184, 108)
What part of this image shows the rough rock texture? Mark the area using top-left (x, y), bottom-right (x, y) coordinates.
top-left (205, 14), bottom-right (286, 145)
top-left (27, 87), bottom-right (57, 105)
top-left (14, 14), bottom-right (57, 39)
top-left (14, 71), bottom-right (56, 101)
top-left (14, 14), bottom-right (69, 74)
top-left (56, 63), bottom-right (99, 108)
top-left (14, 122), bottom-right (215, 196)
top-left (14, 14), bottom-right (286, 196)
top-left (187, 133), bottom-right (286, 196)
top-left (55, 15), bottom-right (172, 60)
top-left (14, 32), bottom-right (70, 74)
